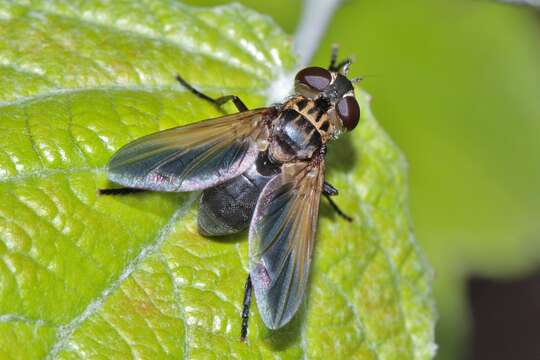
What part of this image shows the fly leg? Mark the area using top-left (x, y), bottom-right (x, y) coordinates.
top-left (323, 181), bottom-right (353, 222)
top-left (98, 188), bottom-right (148, 195)
top-left (175, 75), bottom-right (248, 112)
top-left (328, 45), bottom-right (351, 75)
top-left (240, 275), bottom-right (253, 342)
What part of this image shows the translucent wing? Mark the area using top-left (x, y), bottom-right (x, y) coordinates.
top-left (249, 159), bottom-right (325, 329)
top-left (107, 109), bottom-right (272, 192)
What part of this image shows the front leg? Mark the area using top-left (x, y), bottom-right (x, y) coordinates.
top-left (323, 181), bottom-right (353, 222)
top-left (175, 75), bottom-right (248, 112)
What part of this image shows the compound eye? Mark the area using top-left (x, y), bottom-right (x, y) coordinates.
top-left (336, 96), bottom-right (360, 131)
top-left (295, 67), bottom-right (332, 92)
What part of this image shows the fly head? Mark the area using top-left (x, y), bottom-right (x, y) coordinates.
top-left (293, 50), bottom-right (361, 137)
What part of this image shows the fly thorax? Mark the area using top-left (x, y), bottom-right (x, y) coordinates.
top-left (291, 96), bottom-right (335, 142)
top-left (269, 108), bottom-right (322, 163)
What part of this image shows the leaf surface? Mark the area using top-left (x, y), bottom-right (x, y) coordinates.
top-left (0, 1), bottom-right (435, 358)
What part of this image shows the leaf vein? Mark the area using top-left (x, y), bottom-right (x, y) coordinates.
top-left (14, 4), bottom-right (269, 81)
top-left (44, 192), bottom-right (197, 359)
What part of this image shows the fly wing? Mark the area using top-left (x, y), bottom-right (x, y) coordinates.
top-left (249, 159), bottom-right (325, 329)
top-left (107, 109), bottom-right (272, 192)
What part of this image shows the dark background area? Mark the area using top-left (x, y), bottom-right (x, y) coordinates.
top-left (468, 269), bottom-right (540, 360)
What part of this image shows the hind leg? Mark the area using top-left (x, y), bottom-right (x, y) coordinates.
top-left (175, 75), bottom-right (248, 112)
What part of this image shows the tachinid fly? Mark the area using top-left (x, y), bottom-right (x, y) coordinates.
top-left (100, 47), bottom-right (360, 340)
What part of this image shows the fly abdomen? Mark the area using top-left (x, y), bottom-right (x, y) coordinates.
top-left (198, 175), bottom-right (258, 236)
top-left (198, 152), bottom-right (280, 236)
top-left (270, 109), bottom-right (322, 163)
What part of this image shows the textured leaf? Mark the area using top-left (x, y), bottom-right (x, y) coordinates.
top-left (0, 1), bottom-right (435, 359)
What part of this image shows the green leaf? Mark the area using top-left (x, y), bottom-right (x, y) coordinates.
top-left (181, 0), bottom-right (302, 33)
top-left (0, 1), bottom-right (435, 358)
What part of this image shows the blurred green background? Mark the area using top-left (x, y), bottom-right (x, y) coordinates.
top-left (190, 0), bottom-right (540, 358)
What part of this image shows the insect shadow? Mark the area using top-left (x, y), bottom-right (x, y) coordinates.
top-left (204, 230), bottom-right (246, 244)
top-left (265, 303), bottom-right (306, 350)
top-left (325, 132), bottom-right (358, 175)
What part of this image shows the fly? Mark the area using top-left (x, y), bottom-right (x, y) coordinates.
top-left (100, 46), bottom-right (360, 341)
